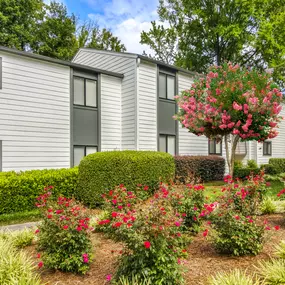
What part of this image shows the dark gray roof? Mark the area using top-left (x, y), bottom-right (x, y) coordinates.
top-left (0, 46), bottom-right (124, 78)
top-left (80, 48), bottom-right (201, 77)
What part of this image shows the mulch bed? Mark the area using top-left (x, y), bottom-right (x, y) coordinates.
top-left (25, 214), bottom-right (285, 285)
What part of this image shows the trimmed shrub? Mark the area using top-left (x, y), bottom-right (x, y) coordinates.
top-left (262, 164), bottom-right (279, 175)
top-left (233, 167), bottom-right (260, 179)
top-left (78, 151), bottom-right (175, 207)
top-left (269, 158), bottom-right (285, 174)
top-left (0, 168), bottom-right (78, 214)
top-left (247, 159), bottom-right (258, 169)
top-left (174, 155), bottom-right (225, 183)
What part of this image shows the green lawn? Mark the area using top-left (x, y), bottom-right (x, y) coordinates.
top-left (0, 210), bottom-right (41, 226)
top-left (203, 180), bottom-right (285, 202)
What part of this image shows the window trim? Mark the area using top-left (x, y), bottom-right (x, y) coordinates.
top-left (263, 141), bottom-right (272, 156)
top-left (208, 139), bottom-right (222, 155)
top-left (73, 76), bottom-right (98, 108)
top-left (73, 145), bottom-right (98, 166)
top-left (159, 72), bottom-right (176, 101)
top-left (159, 134), bottom-right (176, 155)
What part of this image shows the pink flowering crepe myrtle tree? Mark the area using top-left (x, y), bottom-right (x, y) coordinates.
top-left (174, 63), bottom-right (283, 176)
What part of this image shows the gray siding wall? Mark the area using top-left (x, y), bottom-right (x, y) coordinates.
top-left (0, 52), bottom-right (70, 171)
top-left (73, 50), bottom-right (136, 150)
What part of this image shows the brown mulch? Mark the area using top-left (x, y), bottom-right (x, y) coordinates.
top-left (25, 214), bottom-right (285, 285)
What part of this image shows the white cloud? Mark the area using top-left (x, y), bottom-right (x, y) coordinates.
top-left (85, 0), bottom-right (160, 54)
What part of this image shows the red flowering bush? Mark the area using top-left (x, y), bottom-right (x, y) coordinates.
top-left (98, 184), bottom-right (190, 284)
top-left (35, 187), bottom-right (93, 274)
top-left (171, 184), bottom-right (205, 233)
top-left (207, 174), bottom-right (271, 256)
top-left (175, 63), bottom-right (283, 176)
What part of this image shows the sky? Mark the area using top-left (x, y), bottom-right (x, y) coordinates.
top-left (49, 0), bottom-right (160, 54)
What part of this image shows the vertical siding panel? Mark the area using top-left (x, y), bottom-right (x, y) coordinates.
top-left (101, 75), bottom-right (122, 151)
top-left (0, 52), bottom-right (70, 171)
top-left (73, 50), bottom-right (136, 150)
top-left (137, 61), bottom-right (157, 150)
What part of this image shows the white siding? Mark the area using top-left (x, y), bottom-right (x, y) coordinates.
top-left (137, 61), bottom-right (157, 150)
top-left (100, 74), bottom-right (122, 151)
top-left (0, 52), bottom-right (70, 171)
top-left (177, 72), bottom-right (209, 155)
top-left (257, 106), bottom-right (285, 165)
top-left (73, 49), bottom-right (137, 150)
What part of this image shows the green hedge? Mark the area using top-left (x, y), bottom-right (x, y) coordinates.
top-left (268, 158), bottom-right (285, 174)
top-left (174, 155), bottom-right (225, 182)
top-left (0, 168), bottom-right (78, 214)
top-left (233, 167), bottom-right (260, 179)
top-left (77, 151), bottom-right (175, 207)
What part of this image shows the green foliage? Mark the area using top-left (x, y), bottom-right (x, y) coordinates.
top-left (274, 240), bottom-right (285, 259)
top-left (0, 229), bottom-right (34, 248)
top-left (256, 259), bottom-right (285, 284)
top-left (97, 185), bottom-right (190, 285)
top-left (174, 155), bottom-right (225, 183)
top-left (269, 159), bottom-right (285, 174)
top-left (211, 212), bottom-right (265, 256)
top-left (37, 190), bottom-right (93, 274)
top-left (31, 1), bottom-right (77, 60)
top-left (207, 269), bottom-right (260, 285)
top-left (78, 151), bottom-right (175, 207)
top-left (247, 160), bottom-right (258, 169)
top-left (0, 0), bottom-right (43, 50)
top-left (141, 0), bottom-right (285, 85)
top-left (117, 274), bottom-right (152, 285)
top-left (0, 167), bottom-right (78, 214)
top-left (0, 238), bottom-right (42, 285)
top-left (234, 167), bottom-right (260, 180)
top-left (262, 164), bottom-right (279, 175)
top-left (260, 197), bottom-right (277, 215)
top-left (171, 184), bottom-right (205, 233)
top-left (234, 160), bottom-right (244, 169)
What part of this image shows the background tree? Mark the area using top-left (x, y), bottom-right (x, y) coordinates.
top-left (175, 63), bottom-right (283, 176)
top-left (141, 0), bottom-right (285, 84)
top-left (76, 20), bottom-right (126, 52)
top-left (0, 0), bottom-right (43, 50)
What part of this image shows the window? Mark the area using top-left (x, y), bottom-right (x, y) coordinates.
top-left (209, 139), bottom-right (222, 155)
top-left (74, 76), bottom-right (97, 107)
top-left (263, 141), bottom-right (272, 156)
top-left (73, 146), bottom-right (97, 166)
top-left (159, 72), bottom-right (175, 100)
top-left (159, 135), bottom-right (176, 155)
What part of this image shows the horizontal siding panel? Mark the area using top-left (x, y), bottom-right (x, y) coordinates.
top-left (74, 50), bottom-right (136, 150)
top-left (0, 52), bottom-right (70, 171)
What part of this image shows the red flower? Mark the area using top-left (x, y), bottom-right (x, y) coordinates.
top-left (234, 215), bottom-right (240, 220)
top-left (36, 253), bottom-right (41, 259)
top-left (76, 226), bottom-right (82, 231)
top-left (38, 261), bottom-right (44, 268)
top-left (35, 229), bottom-right (40, 234)
top-left (63, 225), bottom-right (69, 230)
top-left (203, 229), bottom-right (209, 237)
top-left (47, 214), bottom-right (53, 219)
top-left (275, 225), bottom-right (280, 231)
top-left (47, 208), bottom-right (53, 213)
top-left (144, 241), bottom-right (151, 249)
top-left (144, 186), bottom-right (149, 191)
top-left (113, 222), bottom-right (123, 228)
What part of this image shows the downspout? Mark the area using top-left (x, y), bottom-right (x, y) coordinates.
top-left (135, 57), bottom-right (140, 150)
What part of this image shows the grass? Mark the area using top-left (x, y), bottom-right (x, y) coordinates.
top-left (0, 210), bottom-right (41, 226)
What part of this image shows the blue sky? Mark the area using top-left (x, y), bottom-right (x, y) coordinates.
top-left (50, 0), bottom-right (160, 54)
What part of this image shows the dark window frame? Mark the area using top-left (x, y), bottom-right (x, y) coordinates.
top-left (263, 141), bottom-right (272, 156)
top-left (159, 134), bottom-right (176, 155)
top-left (208, 139), bottom-right (222, 155)
top-left (73, 145), bottom-right (98, 166)
top-left (159, 72), bottom-right (176, 101)
top-left (73, 76), bottom-right (98, 108)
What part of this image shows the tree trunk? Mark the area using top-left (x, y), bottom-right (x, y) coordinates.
top-left (224, 135), bottom-right (240, 177)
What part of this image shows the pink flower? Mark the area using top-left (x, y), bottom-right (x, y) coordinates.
top-left (63, 225), bottom-right (69, 230)
top-left (175, 222), bottom-right (181, 227)
top-left (203, 229), bottom-right (209, 237)
top-left (35, 229), bottom-right (40, 234)
top-left (82, 253), bottom-right (89, 263)
top-left (76, 226), bottom-right (82, 232)
top-left (144, 241), bottom-right (151, 249)
top-left (233, 102), bottom-right (242, 111)
top-left (106, 274), bottom-right (112, 282)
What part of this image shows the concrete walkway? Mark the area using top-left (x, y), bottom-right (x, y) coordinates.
top-left (0, 222), bottom-right (39, 232)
